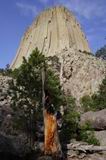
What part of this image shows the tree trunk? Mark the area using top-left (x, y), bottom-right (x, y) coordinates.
top-left (44, 109), bottom-right (62, 156)
top-left (41, 66), bottom-right (62, 157)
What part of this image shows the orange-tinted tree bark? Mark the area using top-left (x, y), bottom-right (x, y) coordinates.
top-left (41, 66), bottom-right (62, 157)
top-left (44, 109), bottom-right (62, 156)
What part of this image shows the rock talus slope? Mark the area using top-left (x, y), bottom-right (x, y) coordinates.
top-left (10, 6), bottom-right (106, 101)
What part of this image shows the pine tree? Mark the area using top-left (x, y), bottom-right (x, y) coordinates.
top-left (9, 48), bottom-right (63, 156)
top-left (95, 45), bottom-right (106, 60)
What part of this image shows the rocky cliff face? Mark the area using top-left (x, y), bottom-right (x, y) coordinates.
top-left (10, 6), bottom-right (106, 101)
top-left (58, 49), bottom-right (106, 101)
top-left (0, 75), bottom-right (13, 133)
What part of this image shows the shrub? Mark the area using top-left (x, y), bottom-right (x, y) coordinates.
top-left (95, 44), bottom-right (106, 60)
top-left (79, 130), bottom-right (100, 145)
top-left (80, 95), bottom-right (93, 112)
top-left (80, 76), bottom-right (106, 111)
top-left (60, 96), bottom-right (80, 143)
top-left (92, 76), bottom-right (106, 110)
top-left (78, 122), bottom-right (100, 145)
top-left (0, 64), bottom-right (12, 76)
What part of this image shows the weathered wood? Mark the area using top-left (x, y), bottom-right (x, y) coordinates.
top-left (67, 143), bottom-right (106, 153)
top-left (41, 65), bottom-right (62, 156)
top-left (44, 110), bottom-right (62, 155)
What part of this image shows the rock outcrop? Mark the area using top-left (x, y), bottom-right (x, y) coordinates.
top-left (0, 75), bottom-right (13, 133)
top-left (58, 50), bottom-right (106, 101)
top-left (94, 131), bottom-right (106, 146)
top-left (67, 153), bottom-right (106, 160)
top-left (80, 109), bottom-right (106, 146)
top-left (10, 6), bottom-right (106, 101)
top-left (0, 133), bottom-right (31, 157)
top-left (11, 6), bottom-right (90, 69)
top-left (80, 109), bottom-right (106, 130)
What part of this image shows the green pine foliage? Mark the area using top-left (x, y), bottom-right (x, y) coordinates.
top-left (78, 121), bottom-right (100, 145)
top-left (80, 76), bottom-right (106, 111)
top-left (92, 77), bottom-right (106, 110)
top-left (0, 64), bottom-right (12, 76)
top-left (46, 69), bottom-right (63, 108)
top-left (10, 48), bottom-right (63, 109)
top-left (8, 48), bottom-right (63, 140)
top-left (60, 96), bottom-right (80, 143)
top-left (80, 95), bottom-right (93, 112)
top-left (0, 68), bottom-right (4, 74)
top-left (9, 50), bottom-right (80, 144)
top-left (95, 45), bottom-right (106, 60)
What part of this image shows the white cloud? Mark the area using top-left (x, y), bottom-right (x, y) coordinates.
top-left (16, 2), bottom-right (38, 16)
top-left (59, 0), bottom-right (106, 20)
top-left (16, 0), bottom-right (106, 20)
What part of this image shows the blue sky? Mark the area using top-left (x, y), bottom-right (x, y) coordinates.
top-left (0, 0), bottom-right (106, 68)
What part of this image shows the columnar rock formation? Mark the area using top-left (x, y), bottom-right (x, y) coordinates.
top-left (11, 6), bottom-right (90, 69)
top-left (10, 6), bottom-right (106, 101)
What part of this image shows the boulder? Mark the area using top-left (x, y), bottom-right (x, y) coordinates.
top-left (37, 156), bottom-right (53, 160)
top-left (94, 131), bottom-right (106, 146)
top-left (0, 133), bottom-right (31, 157)
top-left (80, 109), bottom-right (106, 130)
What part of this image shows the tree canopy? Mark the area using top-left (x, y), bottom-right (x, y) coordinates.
top-left (8, 48), bottom-right (64, 144)
top-left (95, 45), bottom-right (106, 60)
